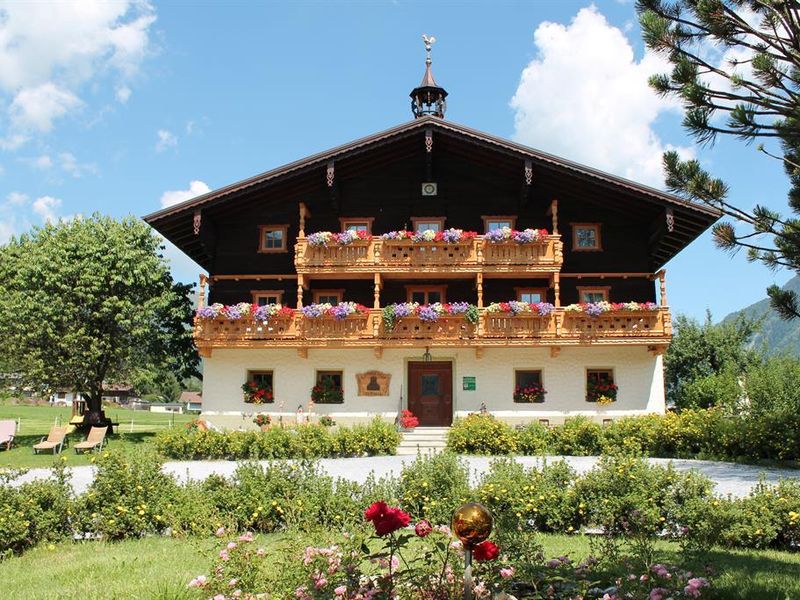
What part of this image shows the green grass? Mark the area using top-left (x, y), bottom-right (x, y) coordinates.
top-left (0, 533), bottom-right (798, 599)
top-left (0, 404), bottom-right (194, 469)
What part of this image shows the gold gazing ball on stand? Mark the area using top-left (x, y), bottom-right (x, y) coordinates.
top-left (452, 502), bottom-right (493, 548)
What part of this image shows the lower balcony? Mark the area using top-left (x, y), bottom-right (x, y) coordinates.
top-left (193, 307), bottom-right (672, 356)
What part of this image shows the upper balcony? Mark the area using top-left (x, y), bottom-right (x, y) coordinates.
top-left (294, 235), bottom-right (563, 277)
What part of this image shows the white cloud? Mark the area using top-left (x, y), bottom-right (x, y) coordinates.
top-left (58, 152), bottom-right (97, 177)
top-left (160, 180), bottom-right (211, 208)
top-left (155, 129), bottom-right (177, 153)
top-left (0, 1), bottom-right (156, 138)
top-left (31, 195), bottom-right (62, 223)
top-left (8, 82), bottom-right (83, 132)
top-left (33, 154), bottom-right (53, 169)
top-left (115, 85), bottom-right (132, 103)
top-left (510, 6), bottom-right (691, 188)
top-left (0, 134), bottom-right (28, 151)
top-left (7, 191), bottom-right (28, 206)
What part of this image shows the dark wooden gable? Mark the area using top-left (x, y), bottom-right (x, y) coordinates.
top-left (144, 117), bottom-right (720, 273)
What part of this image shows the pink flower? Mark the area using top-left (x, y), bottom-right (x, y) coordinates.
top-left (334, 585), bottom-right (347, 596)
top-left (649, 588), bottom-right (670, 600)
top-left (215, 526), bottom-right (226, 537)
top-left (414, 519), bottom-right (432, 537)
top-left (232, 591), bottom-right (242, 599)
top-left (187, 575), bottom-right (207, 588)
top-left (213, 595), bottom-right (226, 600)
top-left (219, 550), bottom-right (230, 561)
top-left (238, 531), bottom-right (254, 542)
top-left (500, 567), bottom-right (515, 579)
top-left (314, 576), bottom-right (327, 589)
top-left (228, 579), bottom-right (238, 587)
top-left (256, 547), bottom-right (266, 556)
top-left (227, 541), bottom-right (237, 550)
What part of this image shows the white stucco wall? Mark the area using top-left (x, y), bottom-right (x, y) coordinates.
top-left (201, 346), bottom-right (664, 429)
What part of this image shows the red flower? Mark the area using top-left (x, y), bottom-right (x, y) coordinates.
top-left (414, 520), bottom-right (432, 538)
top-left (364, 501), bottom-right (411, 536)
top-left (472, 540), bottom-right (500, 561)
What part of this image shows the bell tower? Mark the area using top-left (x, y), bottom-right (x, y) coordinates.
top-left (410, 34), bottom-right (448, 119)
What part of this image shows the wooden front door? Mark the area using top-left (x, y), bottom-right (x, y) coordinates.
top-left (408, 361), bottom-right (453, 426)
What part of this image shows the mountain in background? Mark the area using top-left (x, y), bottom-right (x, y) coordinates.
top-left (722, 276), bottom-right (800, 356)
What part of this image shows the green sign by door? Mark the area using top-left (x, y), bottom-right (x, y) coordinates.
top-left (462, 376), bottom-right (476, 391)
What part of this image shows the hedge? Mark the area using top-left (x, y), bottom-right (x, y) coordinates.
top-left (446, 410), bottom-right (800, 462)
top-left (154, 418), bottom-right (401, 460)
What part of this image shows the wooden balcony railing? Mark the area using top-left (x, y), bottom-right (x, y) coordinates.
top-left (294, 236), bottom-right (563, 275)
top-left (194, 307), bottom-right (671, 355)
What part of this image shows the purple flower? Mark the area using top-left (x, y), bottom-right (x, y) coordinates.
top-left (511, 229), bottom-right (536, 243)
top-left (484, 228), bottom-right (508, 243)
top-left (507, 300), bottom-right (527, 316)
top-left (329, 304), bottom-right (350, 320)
top-left (448, 302), bottom-right (470, 314)
top-left (301, 304), bottom-right (326, 318)
top-left (585, 303), bottom-right (604, 317)
top-left (197, 306), bottom-right (218, 319)
top-left (393, 303), bottom-right (416, 318)
top-left (418, 305), bottom-right (439, 322)
top-left (306, 232), bottom-right (330, 247)
top-left (440, 228), bottom-right (463, 243)
top-left (535, 302), bottom-right (555, 316)
top-left (224, 306), bottom-right (242, 320)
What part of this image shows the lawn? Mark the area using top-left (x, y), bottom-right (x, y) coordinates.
top-left (0, 533), bottom-right (798, 599)
top-left (0, 404), bottom-right (194, 469)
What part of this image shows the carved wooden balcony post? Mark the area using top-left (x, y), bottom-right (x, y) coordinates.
top-left (553, 273), bottom-right (561, 307)
top-left (550, 199), bottom-right (559, 235)
top-left (298, 202), bottom-right (308, 238)
top-left (373, 273), bottom-right (382, 309)
top-left (297, 274), bottom-right (304, 309)
top-left (658, 269), bottom-right (668, 307)
top-left (198, 273), bottom-right (208, 310)
top-left (476, 273), bottom-right (484, 308)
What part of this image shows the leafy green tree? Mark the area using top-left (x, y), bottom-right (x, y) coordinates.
top-left (0, 215), bottom-right (198, 427)
top-left (637, 0), bottom-right (800, 318)
top-left (665, 311), bottom-right (761, 408)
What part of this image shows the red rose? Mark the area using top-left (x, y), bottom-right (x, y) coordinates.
top-left (472, 540), bottom-right (500, 561)
top-left (364, 501), bottom-right (411, 536)
top-left (414, 520), bottom-right (432, 538)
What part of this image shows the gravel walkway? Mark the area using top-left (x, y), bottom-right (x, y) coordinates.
top-left (9, 455), bottom-right (800, 497)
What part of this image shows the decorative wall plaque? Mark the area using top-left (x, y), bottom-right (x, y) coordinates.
top-left (356, 371), bottom-right (391, 396)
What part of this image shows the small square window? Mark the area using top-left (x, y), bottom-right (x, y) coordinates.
top-left (411, 217), bottom-right (445, 232)
top-left (252, 290), bottom-right (284, 306)
top-left (407, 286), bottom-right (446, 305)
top-left (340, 217), bottom-right (374, 234)
top-left (517, 288), bottom-right (547, 304)
top-left (572, 223), bottom-right (601, 251)
top-left (246, 370), bottom-right (275, 403)
top-left (483, 215), bottom-right (516, 232)
top-left (514, 370), bottom-right (545, 403)
top-left (313, 290), bottom-right (343, 305)
top-left (259, 225), bottom-right (288, 252)
top-left (586, 369), bottom-right (616, 403)
top-left (314, 370), bottom-right (344, 404)
top-left (578, 287), bottom-right (609, 303)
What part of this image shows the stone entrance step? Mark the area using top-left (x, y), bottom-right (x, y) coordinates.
top-left (396, 427), bottom-right (450, 456)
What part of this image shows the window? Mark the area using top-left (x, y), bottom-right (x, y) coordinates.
top-left (514, 369), bottom-right (545, 403)
top-left (252, 290), bottom-right (284, 306)
top-left (572, 223), bottom-right (602, 251)
top-left (586, 369), bottom-right (616, 403)
top-left (248, 370), bottom-right (274, 388)
top-left (406, 285), bottom-right (446, 304)
top-left (313, 289), bottom-right (343, 305)
top-left (259, 225), bottom-right (288, 253)
top-left (516, 287), bottom-right (547, 304)
top-left (411, 217), bottom-right (445, 232)
top-left (339, 217), bottom-right (374, 234)
top-left (482, 215), bottom-right (516, 232)
top-left (314, 370), bottom-right (344, 404)
top-left (578, 287), bottom-right (610, 303)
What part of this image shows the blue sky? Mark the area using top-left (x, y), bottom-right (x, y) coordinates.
top-left (0, 0), bottom-right (790, 321)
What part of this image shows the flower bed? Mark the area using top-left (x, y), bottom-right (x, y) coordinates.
top-left (311, 378), bottom-right (343, 404)
top-left (299, 302), bottom-right (368, 320)
top-left (380, 228), bottom-right (478, 243)
top-left (484, 226), bottom-right (549, 243)
top-left (587, 381), bottom-right (618, 404)
top-left (305, 230), bottom-right (371, 246)
top-left (564, 301), bottom-right (659, 316)
top-left (242, 381), bottom-right (274, 404)
top-left (513, 383), bottom-right (547, 403)
top-left (486, 300), bottom-right (555, 316)
top-left (196, 302), bottom-right (294, 321)
top-left (382, 301), bottom-right (479, 331)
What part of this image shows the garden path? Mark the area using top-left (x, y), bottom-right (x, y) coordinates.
top-left (11, 455), bottom-right (800, 497)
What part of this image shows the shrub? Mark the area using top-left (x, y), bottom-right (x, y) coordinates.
top-left (398, 452), bottom-right (471, 524)
top-left (550, 416), bottom-right (602, 455)
top-left (0, 463), bottom-right (72, 556)
top-left (515, 422), bottom-right (551, 454)
top-left (447, 414), bottom-right (517, 454)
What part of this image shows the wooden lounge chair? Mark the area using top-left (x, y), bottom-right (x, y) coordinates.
top-left (0, 419), bottom-right (16, 450)
top-left (74, 426), bottom-right (107, 454)
top-left (33, 426), bottom-right (67, 455)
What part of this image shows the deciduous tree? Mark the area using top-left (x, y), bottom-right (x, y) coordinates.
top-left (0, 215), bottom-right (198, 427)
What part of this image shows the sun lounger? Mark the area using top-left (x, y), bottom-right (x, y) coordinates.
top-left (74, 426), bottom-right (108, 454)
top-left (0, 419), bottom-right (16, 450)
top-left (33, 426), bottom-right (68, 454)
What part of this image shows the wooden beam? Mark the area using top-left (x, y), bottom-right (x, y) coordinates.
top-left (210, 274), bottom-right (298, 281)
